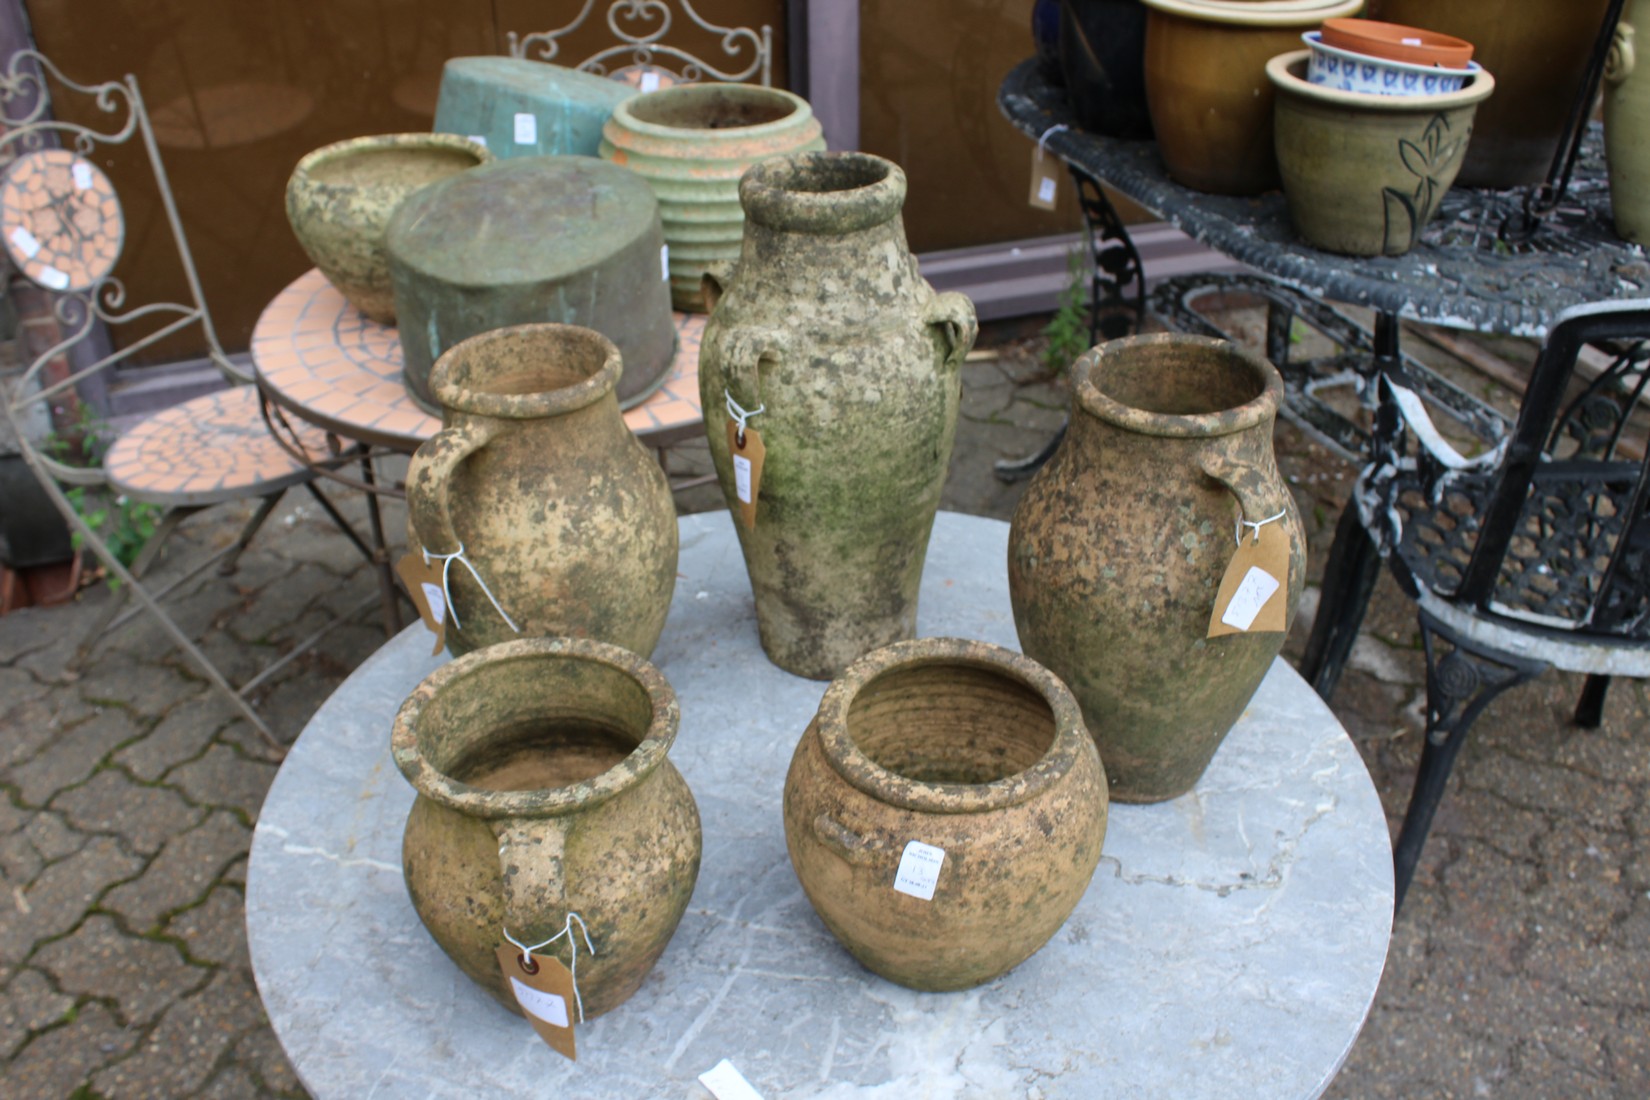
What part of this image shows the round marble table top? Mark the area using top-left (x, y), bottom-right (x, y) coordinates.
top-left (251, 267), bottom-right (705, 450)
top-left (246, 511), bottom-right (1394, 1100)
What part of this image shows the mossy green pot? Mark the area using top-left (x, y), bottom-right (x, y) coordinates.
top-left (1268, 50), bottom-right (1495, 257)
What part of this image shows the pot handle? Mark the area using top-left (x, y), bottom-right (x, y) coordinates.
top-left (926, 292), bottom-right (979, 372)
top-left (407, 418), bottom-right (504, 556)
top-left (812, 812), bottom-right (879, 866)
top-left (1198, 450), bottom-right (1286, 539)
top-left (715, 325), bottom-right (792, 413)
top-left (700, 261), bottom-right (736, 313)
top-left (1608, 22), bottom-right (1636, 86)
top-left (491, 815), bottom-right (569, 935)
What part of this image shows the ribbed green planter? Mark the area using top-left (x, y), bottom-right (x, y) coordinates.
top-left (600, 83), bottom-right (824, 311)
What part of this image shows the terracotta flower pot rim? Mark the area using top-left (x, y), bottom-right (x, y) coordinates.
top-left (1303, 32), bottom-right (1478, 79)
top-left (814, 637), bottom-right (1092, 815)
top-left (428, 323), bottom-right (622, 419)
top-left (1140, 0), bottom-right (1364, 28)
top-left (1269, 48), bottom-right (1497, 109)
top-left (610, 82), bottom-right (812, 139)
top-left (739, 150), bottom-right (906, 234)
top-left (391, 635), bottom-right (680, 820)
top-left (1319, 17), bottom-right (1474, 67)
top-left (1074, 334), bottom-right (1283, 439)
top-left (289, 132), bottom-right (490, 191)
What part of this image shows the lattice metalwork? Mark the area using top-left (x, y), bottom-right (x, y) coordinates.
top-left (507, 0), bottom-right (772, 86)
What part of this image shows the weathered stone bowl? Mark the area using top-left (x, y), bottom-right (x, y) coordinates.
top-left (285, 133), bottom-right (490, 323)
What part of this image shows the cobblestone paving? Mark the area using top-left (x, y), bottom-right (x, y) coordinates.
top-left (1, 326), bottom-right (1646, 1098)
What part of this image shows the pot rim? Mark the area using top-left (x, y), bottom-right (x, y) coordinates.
top-left (1074, 333), bottom-right (1282, 439)
top-left (1140, 0), bottom-right (1364, 28)
top-left (609, 81), bottom-right (813, 139)
top-left (1269, 49), bottom-right (1497, 108)
top-left (428, 322), bottom-right (620, 418)
top-left (814, 638), bottom-right (1096, 815)
top-left (391, 635), bottom-right (680, 820)
top-left (1303, 32), bottom-right (1479, 79)
top-left (288, 132), bottom-right (491, 192)
top-left (739, 150), bottom-right (906, 234)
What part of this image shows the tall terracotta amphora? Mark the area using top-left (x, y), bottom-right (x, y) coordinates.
top-left (699, 152), bottom-right (978, 680)
top-left (1008, 335), bottom-right (1305, 803)
top-left (393, 636), bottom-right (701, 1020)
top-left (406, 324), bottom-right (678, 657)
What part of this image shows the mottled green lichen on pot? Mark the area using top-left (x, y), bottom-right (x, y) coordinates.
top-left (783, 637), bottom-right (1108, 991)
top-left (393, 635), bottom-right (701, 1020)
top-left (699, 151), bottom-right (978, 680)
top-left (1007, 333), bottom-right (1306, 803)
top-left (405, 322), bottom-right (678, 659)
top-left (285, 132), bottom-right (491, 324)
top-left (601, 82), bottom-right (825, 311)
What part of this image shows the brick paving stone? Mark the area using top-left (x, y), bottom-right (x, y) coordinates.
top-left (167, 743), bottom-right (278, 822)
top-left (91, 967), bottom-right (265, 1099)
top-left (73, 650), bottom-right (197, 722)
top-left (8, 706), bottom-right (139, 806)
top-left (0, 967), bottom-right (73, 1058)
top-left (3, 1002), bottom-right (138, 1098)
top-left (1, 836), bottom-right (143, 966)
top-left (234, 1022), bottom-right (306, 1096)
top-left (34, 914), bottom-right (209, 1028)
top-left (0, 795), bottom-right (26, 836)
top-left (114, 686), bottom-right (233, 782)
top-left (165, 885), bottom-right (251, 970)
top-left (102, 810), bottom-right (249, 932)
top-left (198, 1063), bottom-right (262, 1099)
top-left (52, 768), bottom-right (204, 856)
top-left (1, 691), bottom-right (99, 770)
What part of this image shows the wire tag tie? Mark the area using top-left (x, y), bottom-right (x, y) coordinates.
top-left (725, 389), bottom-right (764, 446)
top-left (504, 913), bottom-right (597, 1024)
top-left (421, 543), bottom-right (520, 633)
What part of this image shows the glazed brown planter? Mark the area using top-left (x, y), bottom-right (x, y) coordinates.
top-left (1008, 334), bottom-right (1305, 803)
top-left (783, 638), bottom-right (1108, 991)
top-left (393, 636), bottom-right (701, 1020)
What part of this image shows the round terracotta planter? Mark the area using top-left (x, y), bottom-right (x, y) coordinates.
top-left (600, 83), bottom-right (824, 312)
top-left (1140, 0), bottom-right (1365, 194)
top-left (783, 638), bottom-right (1108, 991)
top-left (285, 133), bottom-right (490, 324)
top-left (405, 323), bottom-right (678, 658)
top-left (1369, 0), bottom-right (1613, 188)
top-left (1270, 50), bottom-right (1495, 256)
top-left (1319, 17), bottom-right (1475, 67)
top-left (393, 635), bottom-right (700, 1021)
top-left (1007, 333), bottom-right (1305, 803)
top-left (1606, 1), bottom-right (1650, 243)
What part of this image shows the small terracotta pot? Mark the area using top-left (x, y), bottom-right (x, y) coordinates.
top-left (285, 133), bottom-right (490, 323)
top-left (1319, 17), bottom-right (1475, 67)
top-left (783, 638), bottom-right (1108, 991)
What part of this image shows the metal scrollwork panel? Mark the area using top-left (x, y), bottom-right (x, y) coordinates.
top-left (507, 0), bottom-right (771, 86)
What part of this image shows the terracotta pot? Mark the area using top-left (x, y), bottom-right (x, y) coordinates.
top-left (698, 152), bottom-right (977, 680)
top-left (393, 636), bottom-right (700, 1020)
top-left (1140, 0), bottom-right (1365, 194)
top-left (783, 638), bottom-right (1108, 991)
top-left (1271, 50), bottom-right (1494, 256)
top-left (1369, 0), bottom-right (1614, 188)
top-left (1008, 334), bottom-right (1305, 803)
top-left (1059, 0), bottom-right (1154, 139)
top-left (285, 133), bottom-right (489, 324)
top-left (600, 83), bottom-right (825, 312)
top-left (1606, 2), bottom-right (1650, 243)
top-left (405, 323), bottom-right (678, 658)
top-left (1319, 17), bottom-right (1475, 67)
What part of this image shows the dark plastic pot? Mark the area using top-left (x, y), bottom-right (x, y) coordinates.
top-left (0, 452), bottom-right (74, 568)
top-left (1059, 0), bottom-right (1154, 140)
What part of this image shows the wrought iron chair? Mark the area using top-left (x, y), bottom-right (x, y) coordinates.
top-left (1293, 297), bottom-right (1650, 910)
top-left (507, 0), bottom-right (772, 88)
top-left (0, 50), bottom-right (374, 749)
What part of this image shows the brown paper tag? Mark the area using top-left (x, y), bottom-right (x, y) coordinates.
top-left (725, 420), bottom-right (765, 529)
top-left (1028, 145), bottom-right (1059, 210)
top-left (394, 552), bottom-right (447, 655)
top-left (1208, 525), bottom-right (1290, 638)
top-left (495, 943), bottom-right (578, 1061)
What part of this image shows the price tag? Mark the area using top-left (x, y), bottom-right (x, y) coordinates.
top-left (395, 551), bottom-right (448, 655)
top-left (1207, 522), bottom-right (1290, 638)
top-left (513, 112), bottom-right (537, 145)
top-left (660, 244), bottom-right (670, 281)
top-left (495, 944), bottom-right (578, 1061)
top-left (699, 1059), bottom-right (765, 1100)
top-left (893, 840), bottom-right (945, 901)
top-left (1028, 145), bottom-right (1059, 210)
top-left (725, 420), bottom-right (765, 529)
top-left (640, 70), bottom-right (661, 93)
top-left (72, 161), bottom-right (94, 191)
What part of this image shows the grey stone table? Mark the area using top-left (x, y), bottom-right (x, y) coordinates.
top-left (247, 511), bottom-right (1394, 1099)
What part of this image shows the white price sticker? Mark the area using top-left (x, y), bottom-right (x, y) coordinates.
top-left (420, 582), bottom-right (446, 625)
top-left (509, 977), bottom-right (569, 1028)
top-left (640, 70), bottom-right (662, 93)
top-left (513, 112), bottom-right (537, 145)
top-left (893, 840), bottom-right (945, 901)
top-left (72, 161), bottom-right (94, 191)
top-left (37, 265), bottom-right (69, 290)
top-left (733, 453), bottom-right (753, 504)
top-left (467, 134), bottom-right (488, 148)
top-left (10, 226), bottom-right (40, 258)
top-left (660, 243), bottom-right (670, 281)
top-left (1220, 566), bottom-right (1280, 632)
top-left (1036, 176), bottom-right (1056, 204)
top-left (699, 1058), bottom-right (764, 1100)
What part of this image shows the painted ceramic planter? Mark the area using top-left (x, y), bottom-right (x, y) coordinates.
top-left (699, 151), bottom-right (977, 680)
top-left (285, 133), bottom-right (489, 324)
top-left (1605, 2), bottom-right (1650, 243)
top-left (405, 323), bottom-right (678, 658)
top-left (1305, 32), bottom-right (1480, 97)
top-left (393, 636), bottom-right (701, 1020)
top-left (1008, 334), bottom-right (1305, 803)
top-left (1270, 50), bottom-right (1495, 256)
top-left (783, 638), bottom-right (1108, 991)
top-left (600, 83), bottom-right (825, 312)
top-left (1369, 0), bottom-right (1613, 187)
top-left (432, 55), bottom-right (635, 159)
top-left (1139, 0), bottom-right (1365, 195)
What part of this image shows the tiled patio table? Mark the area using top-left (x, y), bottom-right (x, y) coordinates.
top-left (247, 510), bottom-right (1395, 1099)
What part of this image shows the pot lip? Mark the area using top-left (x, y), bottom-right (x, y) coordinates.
top-left (814, 638), bottom-right (1096, 815)
top-left (390, 636), bottom-right (680, 820)
top-left (1269, 48), bottom-right (1496, 108)
top-left (1074, 333), bottom-right (1282, 439)
top-left (288, 132), bottom-right (491, 191)
top-left (739, 150), bottom-right (906, 233)
top-left (429, 322), bottom-right (621, 418)
top-left (609, 81), bottom-right (814, 138)
top-left (1141, 0), bottom-right (1365, 28)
